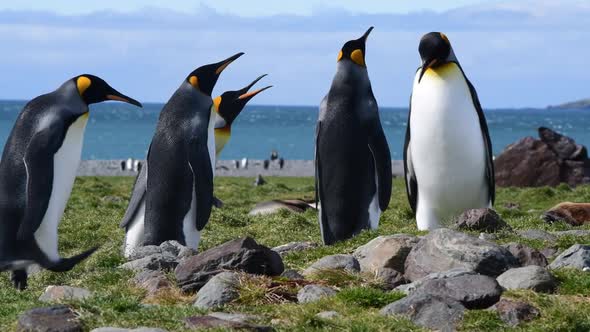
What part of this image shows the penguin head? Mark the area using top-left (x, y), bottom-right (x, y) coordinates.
top-left (214, 74), bottom-right (272, 128)
top-left (186, 52), bottom-right (245, 96)
top-left (418, 32), bottom-right (454, 83)
top-left (337, 27), bottom-right (373, 67)
top-left (74, 75), bottom-right (142, 107)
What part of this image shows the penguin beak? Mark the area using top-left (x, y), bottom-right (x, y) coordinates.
top-left (237, 74), bottom-right (268, 95)
top-left (214, 52), bottom-right (245, 75)
top-left (238, 85), bottom-right (272, 101)
top-left (418, 58), bottom-right (438, 83)
top-left (106, 91), bottom-right (143, 107)
top-left (360, 26), bottom-right (374, 42)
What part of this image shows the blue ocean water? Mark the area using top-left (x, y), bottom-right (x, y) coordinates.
top-left (0, 100), bottom-right (588, 160)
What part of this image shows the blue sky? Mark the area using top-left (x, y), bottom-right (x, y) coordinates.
top-left (0, 0), bottom-right (588, 108)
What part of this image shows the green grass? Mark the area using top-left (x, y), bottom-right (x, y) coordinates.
top-left (1, 177), bottom-right (590, 331)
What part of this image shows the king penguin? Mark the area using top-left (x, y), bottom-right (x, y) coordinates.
top-left (404, 32), bottom-right (495, 230)
top-left (120, 53), bottom-right (244, 255)
top-left (315, 27), bottom-right (392, 245)
top-left (0, 75), bottom-right (142, 289)
top-left (213, 74), bottom-right (272, 154)
top-left (120, 72), bottom-right (271, 256)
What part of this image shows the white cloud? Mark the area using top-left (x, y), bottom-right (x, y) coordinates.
top-left (0, 2), bottom-right (588, 107)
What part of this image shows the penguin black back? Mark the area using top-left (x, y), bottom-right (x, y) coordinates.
top-left (143, 53), bottom-right (243, 248)
top-left (316, 28), bottom-right (392, 245)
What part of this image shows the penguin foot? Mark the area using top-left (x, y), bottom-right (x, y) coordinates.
top-left (11, 269), bottom-right (28, 290)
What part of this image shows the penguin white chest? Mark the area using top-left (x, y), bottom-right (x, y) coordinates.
top-left (34, 113), bottom-right (88, 261)
top-left (410, 63), bottom-right (488, 221)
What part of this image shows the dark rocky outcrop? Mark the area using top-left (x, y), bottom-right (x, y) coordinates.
top-left (495, 127), bottom-right (590, 187)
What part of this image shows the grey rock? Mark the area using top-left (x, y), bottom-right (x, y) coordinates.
top-left (497, 266), bottom-right (557, 292)
top-left (353, 234), bottom-right (419, 273)
top-left (120, 253), bottom-right (178, 272)
top-left (455, 208), bottom-right (512, 233)
top-left (132, 270), bottom-right (171, 296)
top-left (194, 272), bottom-right (239, 309)
top-left (159, 240), bottom-right (184, 257)
top-left (373, 267), bottom-right (406, 290)
top-left (91, 328), bottom-right (167, 332)
top-left (185, 315), bottom-right (271, 331)
top-left (380, 293), bottom-right (465, 332)
top-left (38, 286), bottom-right (92, 303)
top-left (303, 254), bottom-right (360, 276)
top-left (297, 284), bottom-right (337, 303)
top-left (316, 311), bottom-right (340, 319)
top-left (551, 230), bottom-right (590, 237)
top-left (503, 243), bottom-right (548, 267)
top-left (413, 274), bottom-right (503, 309)
top-left (394, 268), bottom-right (476, 294)
top-left (517, 229), bottom-right (557, 242)
top-left (177, 246), bottom-right (199, 259)
top-left (479, 233), bottom-right (497, 241)
top-left (549, 244), bottom-right (590, 270)
top-left (541, 247), bottom-right (559, 259)
top-left (209, 312), bottom-right (260, 324)
top-left (404, 229), bottom-right (518, 281)
top-left (272, 241), bottom-right (318, 256)
top-left (128, 246), bottom-right (162, 261)
top-left (17, 305), bottom-right (82, 332)
top-left (491, 298), bottom-right (540, 327)
top-left (175, 237), bottom-right (284, 293)
top-left (281, 269), bottom-right (304, 280)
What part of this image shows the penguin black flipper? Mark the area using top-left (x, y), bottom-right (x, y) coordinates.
top-left (466, 79), bottom-right (495, 205)
top-left (403, 94), bottom-right (418, 214)
top-left (17, 121), bottom-right (65, 240)
top-left (315, 119), bottom-right (335, 244)
top-left (120, 148), bottom-right (149, 228)
top-left (366, 95), bottom-right (392, 211)
top-left (189, 137), bottom-right (214, 231)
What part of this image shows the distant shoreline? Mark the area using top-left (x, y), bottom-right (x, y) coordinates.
top-left (77, 160), bottom-right (405, 177)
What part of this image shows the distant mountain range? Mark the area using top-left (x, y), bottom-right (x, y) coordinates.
top-left (548, 99), bottom-right (590, 110)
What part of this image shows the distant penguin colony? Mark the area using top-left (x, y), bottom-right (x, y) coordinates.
top-left (0, 28), bottom-right (496, 288)
top-left (0, 75), bottom-right (141, 289)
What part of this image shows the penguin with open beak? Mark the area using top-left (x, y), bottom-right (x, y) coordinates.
top-left (121, 53), bottom-right (244, 255)
top-left (213, 74), bottom-right (272, 154)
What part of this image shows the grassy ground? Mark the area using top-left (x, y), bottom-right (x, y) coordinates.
top-left (0, 177), bottom-right (590, 331)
